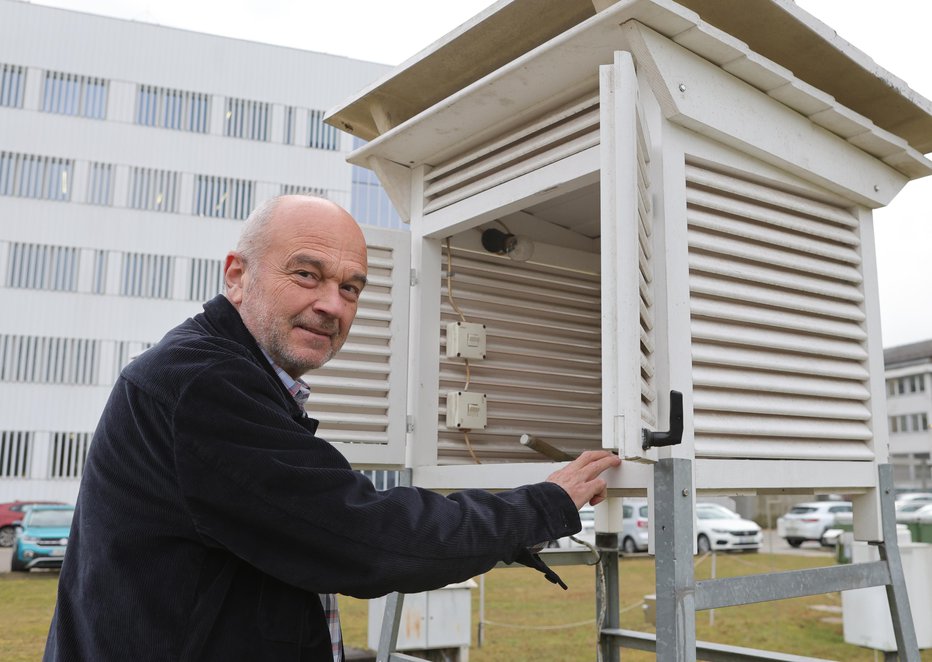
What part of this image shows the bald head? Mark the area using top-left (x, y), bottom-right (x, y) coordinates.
top-left (224, 195), bottom-right (368, 377)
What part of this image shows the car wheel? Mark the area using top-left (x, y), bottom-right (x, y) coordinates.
top-left (786, 538), bottom-right (804, 548)
top-left (0, 526), bottom-right (14, 547)
top-left (10, 548), bottom-right (27, 572)
top-left (622, 537), bottom-right (637, 554)
top-left (697, 534), bottom-right (711, 554)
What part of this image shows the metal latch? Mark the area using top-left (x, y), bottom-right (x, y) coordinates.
top-left (642, 390), bottom-right (684, 450)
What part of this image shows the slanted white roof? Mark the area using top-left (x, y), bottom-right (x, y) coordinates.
top-left (327, 0), bottom-right (932, 177)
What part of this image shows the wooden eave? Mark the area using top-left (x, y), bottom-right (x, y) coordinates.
top-left (326, 0), bottom-right (932, 161)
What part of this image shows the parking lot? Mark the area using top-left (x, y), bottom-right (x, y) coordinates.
top-left (0, 529), bottom-right (830, 575)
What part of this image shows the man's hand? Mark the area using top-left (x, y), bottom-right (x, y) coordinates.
top-left (545, 450), bottom-right (621, 509)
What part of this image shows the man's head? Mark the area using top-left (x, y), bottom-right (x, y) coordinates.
top-left (224, 195), bottom-right (368, 378)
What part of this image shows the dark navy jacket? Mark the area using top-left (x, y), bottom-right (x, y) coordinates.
top-left (45, 295), bottom-right (579, 661)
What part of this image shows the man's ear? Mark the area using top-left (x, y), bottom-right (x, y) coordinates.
top-left (224, 252), bottom-right (246, 306)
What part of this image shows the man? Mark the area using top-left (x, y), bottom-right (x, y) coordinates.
top-left (45, 196), bottom-right (620, 661)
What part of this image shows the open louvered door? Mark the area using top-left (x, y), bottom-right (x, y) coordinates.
top-left (303, 225), bottom-right (410, 467)
top-left (601, 51), bottom-right (660, 461)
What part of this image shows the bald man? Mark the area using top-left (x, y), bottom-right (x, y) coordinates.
top-left (45, 196), bottom-right (620, 662)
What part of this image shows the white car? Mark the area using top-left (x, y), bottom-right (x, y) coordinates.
top-left (620, 500), bottom-right (649, 554)
top-left (895, 493), bottom-right (932, 511)
top-left (779, 501), bottom-right (852, 547)
top-left (896, 502), bottom-right (932, 524)
top-left (695, 503), bottom-right (762, 553)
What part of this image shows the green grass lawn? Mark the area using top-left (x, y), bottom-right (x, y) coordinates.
top-left (4, 553), bottom-right (930, 660)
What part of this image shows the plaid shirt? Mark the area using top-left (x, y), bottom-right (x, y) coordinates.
top-left (263, 352), bottom-right (343, 662)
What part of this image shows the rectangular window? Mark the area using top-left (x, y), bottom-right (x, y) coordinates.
top-left (86, 162), bottom-right (114, 206)
top-left (890, 416), bottom-right (898, 434)
top-left (280, 183), bottom-right (326, 198)
top-left (120, 252), bottom-right (175, 299)
top-left (0, 335), bottom-right (99, 385)
top-left (193, 174), bottom-right (254, 220)
top-left (351, 162), bottom-right (404, 229)
top-left (135, 84), bottom-right (210, 133)
top-left (41, 70), bottom-right (108, 119)
top-left (224, 97), bottom-right (270, 141)
top-left (307, 109), bottom-right (339, 151)
top-left (0, 431), bottom-right (32, 478)
top-left (887, 379), bottom-right (896, 397)
top-left (0, 63), bottom-right (26, 108)
top-left (49, 432), bottom-right (92, 479)
top-left (128, 167), bottom-right (180, 212)
top-left (283, 106), bottom-right (296, 145)
top-left (0, 151), bottom-right (73, 201)
top-left (6, 242), bottom-right (79, 291)
top-left (92, 249), bottom-right (108, 294)
top-left (187, 257), bottom-right (224, 301)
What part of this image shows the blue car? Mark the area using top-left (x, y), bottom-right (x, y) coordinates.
top-left (11, 504), bottom-right (75, 572)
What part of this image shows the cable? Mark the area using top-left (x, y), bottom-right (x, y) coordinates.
top-left (445, 237), bottom-right (479, 463)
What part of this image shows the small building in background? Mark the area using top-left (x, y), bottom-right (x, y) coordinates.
top-left (886, 340), bottom-right (932, 490)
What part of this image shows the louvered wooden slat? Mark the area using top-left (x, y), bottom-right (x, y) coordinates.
top-left (687, 161), bottom-right (873, 461)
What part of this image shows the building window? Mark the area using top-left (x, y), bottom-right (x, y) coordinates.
top-left (194, 174), bottom-right (254, 220)
top-left (0, 151), bottom-right (73, 201)
top-left (112, 341), bottom-right (154, 381)
top-left (0, 335), bottom-right (99, 385)
top-left (120, 252), bottom-right (175, 299)
top-left (188, 257), bottom-right (224, 301)
top-left (307, 109), bottom-right (339, 151)
top-left (136, 85), bottom-right (210, 133)
top-left (86, 162), bottom-right (114, 206)
top-left (128, 167), bottom-right (180, 212)
top-left (350, 142), bottom-right (403, 229)
top-left (92, 249), bottom-right (108, 294)
top-left (0, 431), bottom-right (32, 478)
top-left (41, 70), bottom-right (108, 119)
top-left (48, 432), bottom-right (92, 479)
top-left (6, 242), bottom-right (79, 292)
top-left (224, 97), bottom-right (270, 141)
top-left (0, 63), bottom-right (26, 108)
top-left (283, 106), bottom-right (296, 145)
top-left (280, 183), bottom-right (326, 198)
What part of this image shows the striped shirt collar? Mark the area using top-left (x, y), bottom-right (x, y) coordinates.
top-left (260, 350), bottom-right (310, 409)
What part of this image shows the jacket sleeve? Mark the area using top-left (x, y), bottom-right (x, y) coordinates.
top-left (172, 356), bottom-right (580, 599)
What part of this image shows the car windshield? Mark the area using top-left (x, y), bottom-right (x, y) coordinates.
top-left (899, 502), bottom-right (929, 513)
top-left (789, 506), bottom-right (817, 514)
top-left (27, 509), bottom-right (74, 528)
top-left (697, 505), bottom-right (739, 520)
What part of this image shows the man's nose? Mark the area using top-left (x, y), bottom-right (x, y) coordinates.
top-left (312, 282), bottom-right (345, 317)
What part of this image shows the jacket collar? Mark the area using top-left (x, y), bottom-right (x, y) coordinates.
top-left (198, 295), bottom-right (310, 422)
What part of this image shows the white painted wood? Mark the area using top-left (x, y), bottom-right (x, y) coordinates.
top-left (420, 147), bottom-right (600, 240)
top-left (622, 22), bottom-right (914, 208)
top-left (367, 155), bottom-right (412, 223)
top-left (600, 51), bottom-right (652, 460)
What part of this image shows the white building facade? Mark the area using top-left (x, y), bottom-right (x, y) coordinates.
top-left (0, 0), bottom-right (399, 503)
top-left (886, 340), bottom-right (932, 490)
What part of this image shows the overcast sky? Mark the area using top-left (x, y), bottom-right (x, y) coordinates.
top-left (28, 0), bottom-right (932, 348)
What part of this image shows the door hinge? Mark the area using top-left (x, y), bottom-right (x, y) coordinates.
top-left (406, 415), bottom-right (415, 433)
top-left (409, 268), bottom-right (418, 287)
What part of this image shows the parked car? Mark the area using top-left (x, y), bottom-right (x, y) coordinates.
top-left (621, 500), bottom-right (649, 554)
top-left (695, 502), bottom-right (762, 553)
top-left (779, 501), bottom-right (852, 547)
top-left (0, 500), bottom-right (66, 547)
top-left (11, 504), bottom-right (75, 572)
top-left (896, 502), bottom-right (932, 525)
top-left (895, 493), bottom-right (932, 511)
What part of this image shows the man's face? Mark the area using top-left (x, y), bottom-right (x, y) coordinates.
top-left (226, 199), bottom-right (368, 378)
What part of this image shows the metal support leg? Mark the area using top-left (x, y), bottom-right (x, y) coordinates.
top-left (654, 458), bottom-right (696, 662)
top-left (876, 464), bottom-right (920, 662)
top-left (375, 592), bottom-right (405, 662)
top-left (596, 532), bottom-right (620, 662)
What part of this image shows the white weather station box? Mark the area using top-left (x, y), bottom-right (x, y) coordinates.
top-left (446, 391), bottom-right (487, 430)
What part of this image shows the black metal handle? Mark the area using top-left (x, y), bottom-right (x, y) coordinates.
top-left (642, 390), bottom-right (684, 450)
